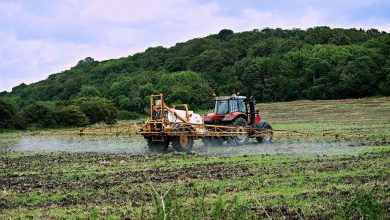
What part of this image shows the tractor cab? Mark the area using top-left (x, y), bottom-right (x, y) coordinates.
top-left (203, 94), bottom-right (261, 126)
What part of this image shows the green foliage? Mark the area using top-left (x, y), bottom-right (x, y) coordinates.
top-left (155, 71), bottom-right (214, 109)
top-left (73, 97), bottom-right (118, 124)
top-left (165, 56), bottom-right (190, 72)
top-left (20, 102), bottom-right (57, 128)
top-left (76, 57), bottom-right (95, 68)
top-left (19, 102), bottom-right (90, 128)
top-left (0, 99), bottom-right (15, 128)
top-left (216, 29), bottom-right (234, 41)
top-left (0, 98), bottom-right (25, 129)
top-left (248, 37), bottom-right (302, 57)
top-left (53, 105), bottom-right (89, 127)
top-left (378, 61), bottom-right (390, 95)
top-left (188, 49), bottom-right (231, 86)
top-left (106, 76), bottom-right (143, 111)
top-left (77, 85), bottom-right (101, 98)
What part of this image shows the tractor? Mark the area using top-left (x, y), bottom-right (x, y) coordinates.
top-left (203, 94), bottom-right (272, 146)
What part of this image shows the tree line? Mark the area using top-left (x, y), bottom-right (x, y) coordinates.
top-left (1, 27), bottom-right (389, 129)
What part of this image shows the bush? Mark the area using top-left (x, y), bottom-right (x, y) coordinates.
top-left (73, 97), bottom-right (118, 124)
top-left (0, 99), bottom-right (16, 128)
top-left (20, 102), bottom-right (57, 128)
top-left (54, 105), bottom-right (89, 127)
top-left (0, 98), bottom-right (26, 129)
top-left (9, 114), bottom-right (27, 129)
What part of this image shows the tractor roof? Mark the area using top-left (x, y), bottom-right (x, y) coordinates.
top-left (215, 95), bottom-right (247, 101)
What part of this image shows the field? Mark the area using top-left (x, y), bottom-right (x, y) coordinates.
top-left (1, 97), bottom-right (389, 219)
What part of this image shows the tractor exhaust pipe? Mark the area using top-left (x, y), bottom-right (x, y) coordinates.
top-left (245, 96), bottom-right (256, 126)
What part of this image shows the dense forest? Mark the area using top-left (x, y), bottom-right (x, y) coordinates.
top-left (1, 27), bottom-right (390, 129)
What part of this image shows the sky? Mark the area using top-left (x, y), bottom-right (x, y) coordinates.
top-left (0, 0), bottom-right (389, 92)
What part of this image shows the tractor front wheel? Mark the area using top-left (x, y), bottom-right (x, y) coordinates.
top-left (256, 122), bottom-right (273, 144)
top-left (228, 117), bottom-right (249, 146)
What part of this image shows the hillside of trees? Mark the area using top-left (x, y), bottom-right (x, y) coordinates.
top-left (1, 27), bottom-right (390, 129)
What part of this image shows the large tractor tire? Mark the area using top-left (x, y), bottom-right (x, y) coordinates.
top-left (228, 117), bottom-right (249, 146)
top-left (256, 121), bottom-right (273, 144)
top-left (202, 137), bottom-right (224, 147)
top-left (147, 139), bottom-right (169, 153)
top-left (172, 134), bottom-right (194, 152)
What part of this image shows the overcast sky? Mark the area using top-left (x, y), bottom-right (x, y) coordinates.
top-left (0, 0), bottom-right (389, 92)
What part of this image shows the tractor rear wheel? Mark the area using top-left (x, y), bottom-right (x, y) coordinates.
top-left (172, 134), bottom-right (194, 152)
top-left (228, 117), bottom-right (249, 146)
top-left (256, 122), bottom-right (273, 144)
top-left (147, 139), bottom-right (169, 153)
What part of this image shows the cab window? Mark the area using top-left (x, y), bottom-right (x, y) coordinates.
top-left (215, 100), bottom-right (229, 114)
top-left (238, 100), bottom-right (246, 113)
top-left (230, 100), bottom-right (238, 112)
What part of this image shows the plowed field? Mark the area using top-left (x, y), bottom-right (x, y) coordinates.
top-left (1, 97), bottom-right (389, 219)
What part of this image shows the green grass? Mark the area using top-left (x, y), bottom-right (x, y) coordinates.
top-left (0, 97), bottom-right (389, 219)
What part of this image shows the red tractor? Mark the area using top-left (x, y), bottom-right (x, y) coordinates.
top-left (203, 94), bottom-right (272, 146)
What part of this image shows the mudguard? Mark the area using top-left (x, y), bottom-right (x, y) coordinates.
top-left (255, 120), bottom-right (270, 128)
